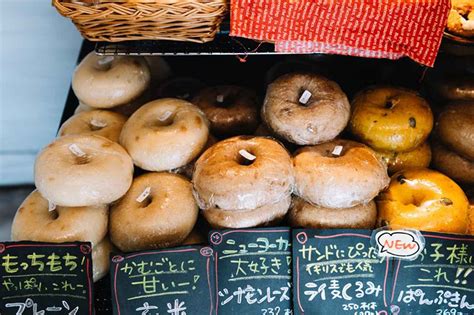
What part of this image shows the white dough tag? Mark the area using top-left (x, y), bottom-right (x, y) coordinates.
top-left (239, 149), bottom-right (256, 161)
top-left (90, 119), bottom-right (107, 128)
top-left (159, 111), bottom-right (173, 121)
top-left (332, 145), bottom-right (343, 156)
top-left (97, 56), bottom-right (114, 66)
top-left (461, 18), bottom-right (474, 31)
top-left (68, 144), bottom-right (86, 157)
top-left (48, 200), bottom-right (56, 212)
top-left (216, 94), bottom-right (225, 103)
top-left (299, 90), bottom-right (312, 105)
top-left (136, 187), bottom-right (151, 203)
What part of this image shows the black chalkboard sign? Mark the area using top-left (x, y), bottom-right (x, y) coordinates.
top-left (390, 232), bottom-right (474, 315)
top-left (209, 227), bottom-right (292, 315)
top-left (292, 229), bottom-right (391, 315)
top-left (0, 241), bottom-right (94, 315)
top-left (110, 245), bottom-right (215, 315)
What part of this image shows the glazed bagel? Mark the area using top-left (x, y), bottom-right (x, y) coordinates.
top-left (119, 98), bottom-right (209, 171)
top-left (289, 196), bottom-right (377, 229)
top-left (438, 77), bottom-right (474, 101)
top-left (92, 237), bottom-right (114, 282)
top-left (193, 136), bottom-right (294, 210)
top-left (192, 86), bottom-right (259, 136)
top-left (375, 141), bottom-right (432, 175)
top-left (350, 86), bottom-right (433, 152)
top-left (202, 195), bottom-right (291, 229)
top-left (73, 52), bottom-right (151, 108)
top-left (377, 168), bottom-right (469, 234)
top-left (436, 102), bottom-right (474, 160)
top-left (263, 73), bottom-right (350, 145)
top-left (432, 142), bottom-right (474, 185)
top-left (11, 190), bottom-right (108, 247)
top-left (110, 172), bottom-right (198, 252)
top-left (157, 77), bottom-right (206, 101)
top-left (469, 201), bottom-right (474, 235)
top-left (35, 135), bottom-right (134, 207)
top-left (58, 110), bottom-right (127, 142)
top-left (293, 139), bottom-right (389, 208)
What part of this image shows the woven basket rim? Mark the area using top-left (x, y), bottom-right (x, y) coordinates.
top-left (57, 0), bottom-right (227, 4)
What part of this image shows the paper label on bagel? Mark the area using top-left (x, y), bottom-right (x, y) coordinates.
top-left (331, 145), bottom-right (343, 156)
top-left (299, 90), bottom-right (312, 105)
top-left (68, 143), bottom-right (86, 157)
top-left (216, 94), bottom-right (225, 103)
top-left (97, 55), bottom-right (114, 66)
top-left (90, 118), bottom-right (107, 128)
top-left (239, 149), bottom-right (256, 161)
top-left (48, 200), bottom-right (56, 212)
top-left (374, 229), bottom-right (425, 260)
top-left (136, 186), bottom-right (151, 203)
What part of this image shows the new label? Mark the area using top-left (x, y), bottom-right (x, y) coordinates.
top-left (375, 230), bottom-right (424, 260)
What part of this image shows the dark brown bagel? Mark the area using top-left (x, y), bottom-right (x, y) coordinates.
top-left (432, 142), bottom-right (474, 185)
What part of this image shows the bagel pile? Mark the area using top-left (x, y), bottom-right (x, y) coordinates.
top-left (446, 0), bottom-right (474, 38)
top-left (10, 53), bottom-right (474, 273)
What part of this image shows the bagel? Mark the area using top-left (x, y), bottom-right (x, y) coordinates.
top-left (58, 110), bottom-right (127, 142)
top-left (377, 168), bottom-right (469, 234)
top-left (11, 190), bottom-right (108, 247)
top-left (173, 134), bottom-right (218, 179)
top-left (374, 141), bottom-right (432, 175)
top-left (73, 53), bottom-right (150, 108)
top-left (436, 102), bottom-right (474, 160)
top-left (110, 172), bottom-right (198, 252)
top-left (438, 77), bottom-right (474, 101)
top-left (293, 139), bottom-right (389, 208)
top-left (92, 237), bottom-right (114, 282)
top-left (202, 195), bottom-right (291, 229)
top-left (35, 135), bottom-right (134, 207)
top-left (289, 197), bottom-right (377, 229)
top-left (263, 73), bottom-right (350, 145)
top-left (192, 86), bottom-right (259, 136)
top-left (469, 201), bottom-right (474, 235)
top-left (349, 86), bottom-right (433, 152)
top-left (119, 98), bottom-right (209, 171)
top-left (447, 0), bottom-right (474, 38)
top-left (193, 136), bottom-right (294, 210)
top-left (432, 142), bottom-right (474, 185)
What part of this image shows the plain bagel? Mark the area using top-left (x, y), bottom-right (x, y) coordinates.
top-left (436, 102), bottom-right (474, 160)
top-left (202, 195), bottom-right (291, 229)
top-left (289, 196), bottom-right (377, 229)
top-left (293, 139), bottom-right (389, 208)
top-left (262, 73), bottom-right (350, 145)
top-left (92, 237), bottom-right (114, 282)
top-left (192, 85), bottom-right (259, 136)
top-left (73, 52), bottom-right (150, 108)
top-left (110, 172), bottom-right (198, 252)
top-left (35, 135), bottom-right (134, 207)
top-left (119, 98), bottom-right (209, 171)
top-left (58, 110), bottom-right (127, 142)
top-left (432, 142), bottom-right (474, 185)
top-left (193, 136), bottom-right (294, 210)
top-left (11, 190), bottom-right (108, 247)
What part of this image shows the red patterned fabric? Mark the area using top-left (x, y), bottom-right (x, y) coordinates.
top-left (230, 0), bottom-right (451, 66)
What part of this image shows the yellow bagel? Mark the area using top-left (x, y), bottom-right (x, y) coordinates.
top-left (11, 190), bottom-right (108, 247)
top-left (350, 86), bottom-right (433, 152)
top-left (377, 168), bottom-right (469, 234)
top-left (374, 141), bottom-right (432, 175)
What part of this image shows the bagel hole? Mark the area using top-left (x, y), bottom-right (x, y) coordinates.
top-left (237, 150), bottom-right (256, 166)
top-left (153, 112), bottom-right (175, 127)
top-left (49, 210), bottom-right (59, 220)
top-left (74, 155), bottom-right (90, 165)
top-left (215, 93), bottom-right (237, 108)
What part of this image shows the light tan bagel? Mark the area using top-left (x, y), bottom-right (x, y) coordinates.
top-left (92, 237), bottom-right (114, 282)
top-left (193, 136), bottom-right (294, 210)
top-left (436, 102), bottom-right (474, 160)
top-left (173, 134), bottom-right (218, 179)
top-left (293, 139), bottom-right (389, 208)
top-left (58, 110), bottom-right (127, 142)
top-left (35, 135), bottom-right (134, 207)
top-left (110, 172), bottom-right (198, 252)
top-left (289, 196), bottom-right (377, 229)
top-left (202, 195), bottom-right (291, 229)
top-left (11, 190), bottom-right (108, 247)
top-left (72, 52), bottom-right (150, 108)
top-left (262, 73), bottom-right (350, 145)
top-left (119, 98), bottom-right (209, 171)
top-left (192, 85), bottom-right (259, 136)
top-left (432, 142), bottom-right (474, 185)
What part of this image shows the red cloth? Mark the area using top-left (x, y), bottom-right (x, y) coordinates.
top-left (230, 0), bottom-right (451, 66)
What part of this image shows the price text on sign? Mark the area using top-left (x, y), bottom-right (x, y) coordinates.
top-left (0, 241), bottom-right (94, 315)
top-left (390, 232), bottom-right (474, 315)
top-left (209, 227), bottom-right (292, 315)
top-left (110, 245), bottom-right (215, 315)
top-left (292, 229), bottom-right (391, 315)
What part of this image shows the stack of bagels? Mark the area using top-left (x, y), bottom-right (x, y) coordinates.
top-left (10, 52), bottom-right (474, 275)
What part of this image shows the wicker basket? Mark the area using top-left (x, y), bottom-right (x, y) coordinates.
top-left (52, 0), bottom-right (229, 43)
